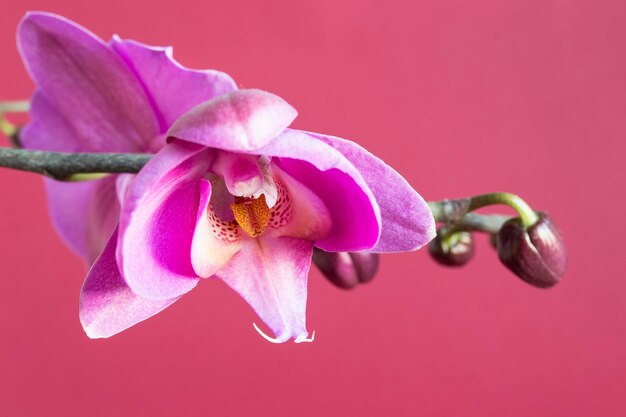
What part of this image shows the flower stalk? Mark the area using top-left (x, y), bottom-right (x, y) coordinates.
top-left (0, 147), bottom-right (527, 230)
top-left (1, 101), bottom-right (563, 291)
top-left (0, 148), bottom-right (150, 181)
top-left (428, 199), bottom-right (513, 234)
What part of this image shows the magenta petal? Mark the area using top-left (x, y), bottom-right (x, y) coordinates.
top-left (20, 92), bottom-right (79, 152)
top-left (18, 12), bottom-right (159, 152)
top-left (111, 37), bottom-right (237, 130)
top-left (310, 132), bottom-right (436, 252)
top-left (266, 167), bottom-right (332, 241)
top-left (256, 129), bottom-right (381, 252)
top-left (167, 89), bottom-right (298, 152)
top-left (118, 141), bottom-right (211, 300)
top-left (216, 237), bottom-right (313, 343)
top-left (44, 176), bottom-right (119, 264)
top-left (191, 179), bottom-right (241, 278)
top-left (80, 229), bottom-right (182, 338)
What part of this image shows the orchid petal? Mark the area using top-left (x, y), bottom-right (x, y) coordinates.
top-left (18, 12), bottom-right (159, 152)
top-left (19, 92), bottom-right (79, 152)
top-left (115, 173), bottom-right (134, 205)
top-left (216, 236), bottom-right (313, 343)
top-left (110, 37), bottom-right (237, 131)
top-left (167, 89), bottom-right (297, 152)
top-left (256, 129), bottom-right (381, 252)
top-left (266, 167), bottom-right (332, 241)
top-left (44, 176), bottom-right (119, 264)
top-left (310, 132), bottom-right (436, 252)
top-left (118, 140), bottom-right (211, 300)
top-left (191, 179), bottom-right (241, 278)
top-left (212, 152), bottom-right (265, 198)
top-left (80, 228), bottom-right (182, 338)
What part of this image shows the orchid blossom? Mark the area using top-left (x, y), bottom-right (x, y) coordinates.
top-left (81, 89), bottom-right (435, 342)
top-left (17, 12), bottom-right (436, 343)
top-left (18, 12), bottom-right (236, 263)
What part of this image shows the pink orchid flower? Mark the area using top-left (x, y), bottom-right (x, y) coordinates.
top-left (17, 12), bottom-right (436, 343)
top-left (18, 12), bottom-right (236, 263)
top-left (81, 89), bottom-right (436, 342)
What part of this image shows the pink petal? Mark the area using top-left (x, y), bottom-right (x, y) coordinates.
top-left (167, 89), bottom-right (298, 152)
top-left (212, 152), bottom-right (265, 197)
top-left (216, 236), bottom-right (314, 343)
top-left (310, 132), bottom-right (436, 252)
top-left (18, 12), bottom-right (159, 152)
top-left (191, 179), bottom-right (241, 278)
top-left (44, 176), bottom-right (119, 264)
top-left (118, 141), bottom-right (211, 300)
top-left (266, 167), bottom-right (332, 241)
top-left (115, 173), bottom-right (135, 205)
top-left (111, 37), bottom-right (237, 130)
top-left (80, 228), bottom-right (183, 338)
top-left (256, 129), bottom-right (382, 252)
top-left (20, 92), bottom-right (81, 152)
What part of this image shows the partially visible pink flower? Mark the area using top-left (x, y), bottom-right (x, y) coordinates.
top-left (17, 12), bottom-right (236, 263)
top-left (81, 89), bottom-right (436, 342)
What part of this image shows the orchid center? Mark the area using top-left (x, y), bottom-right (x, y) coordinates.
top-left (230, 194), bottom-right (271, 237)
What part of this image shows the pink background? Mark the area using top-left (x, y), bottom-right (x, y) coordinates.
top-left (1, 1), bottom-right (625, 416)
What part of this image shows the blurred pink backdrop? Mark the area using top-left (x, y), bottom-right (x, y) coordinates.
top-left (1, 1), bottom-right (624, 416)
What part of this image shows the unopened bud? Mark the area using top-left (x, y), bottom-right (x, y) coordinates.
top-left (428, 231), bottom-right (475, 267)
top-left (497, 212), bottom-right (566, 288)
top-left (313, 248), bottom-right (379, 290)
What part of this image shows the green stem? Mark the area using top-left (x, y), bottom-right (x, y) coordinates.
top-left (468, 192), bottom-right (538, 227)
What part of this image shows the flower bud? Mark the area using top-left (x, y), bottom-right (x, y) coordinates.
top-left (428, 231), bottom-right (475, 267)
top-left (497, 212), bottom-right (566, 288)
top-left (313, 248), bottom-right (379, 290)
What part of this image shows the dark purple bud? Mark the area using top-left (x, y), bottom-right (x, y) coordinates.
top-left (428, 231), bottom-right (475, 267)
top-left (313, 248), bottom-right (379, 290)
top-left (497, 212), bottom-right (567, 288)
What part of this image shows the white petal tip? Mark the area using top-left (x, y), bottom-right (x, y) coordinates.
top-left (295, 330), bottom-right (315, 343)
top-left (81, 323), bottom-right (105, 339)
top-left (252, 323), bottom-right (315, 344)
top-left (252, 322), bottom-right (284, 343)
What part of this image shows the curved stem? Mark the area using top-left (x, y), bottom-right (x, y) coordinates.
top-left (468, 192), bottom-right (538, 227)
